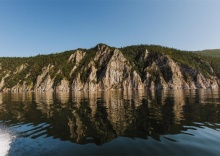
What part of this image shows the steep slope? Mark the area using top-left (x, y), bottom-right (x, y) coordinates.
top-left (0, 44), bottom-right (220, 92)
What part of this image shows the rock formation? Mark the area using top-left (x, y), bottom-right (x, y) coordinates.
top-left (0, 44), bottom-right (219, 92)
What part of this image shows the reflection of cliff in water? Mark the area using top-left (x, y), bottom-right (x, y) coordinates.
top-left (0, 89), bottom-right (220, 145)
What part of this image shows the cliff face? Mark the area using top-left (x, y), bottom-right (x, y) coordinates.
top-left (0, 44), bottom-right (220, 92)
top-left (71, 46), bottom-right (144, 91)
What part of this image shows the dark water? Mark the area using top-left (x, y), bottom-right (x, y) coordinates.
top-left (0, 89), bottom-right (220, 156)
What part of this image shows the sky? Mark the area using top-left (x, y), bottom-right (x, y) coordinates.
top-left (0, 0), bottom-right (220, 57)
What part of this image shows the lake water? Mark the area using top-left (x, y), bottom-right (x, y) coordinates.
top-left (0, 89), bottom-right (220, 156)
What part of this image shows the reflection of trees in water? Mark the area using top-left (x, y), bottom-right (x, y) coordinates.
top-left (183, 90), bottom-right (220, 125)
top-left (124, 90), bottom-right (185, 141)
top-left (0, 89), bottom-right (220, 145)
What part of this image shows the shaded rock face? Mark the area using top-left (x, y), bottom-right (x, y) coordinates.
top-left (0, 44), bottom-right (220, 92)
top-left (143, 55), bottom-right (219, 89)
top-left (34, 65), bottom-right (54, 92)
top-left (69, 50), bottom-right (86, 76)
top-left (56, 79), bottom-right (69, 91)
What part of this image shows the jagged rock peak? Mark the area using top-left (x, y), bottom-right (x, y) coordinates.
top-left (68, 50), bottom-right (86, 63)
top-left (96, 43), bottom-right (110, 50)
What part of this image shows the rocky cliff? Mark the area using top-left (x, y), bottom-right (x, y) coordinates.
top-left (0, 44), bottom-right (220, 92)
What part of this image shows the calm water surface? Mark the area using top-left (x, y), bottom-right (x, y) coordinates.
top-left (0, 89), bottom-right (220, 156)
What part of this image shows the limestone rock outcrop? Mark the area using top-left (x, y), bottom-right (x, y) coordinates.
top-left (0, 44), bottom-right (219, 92)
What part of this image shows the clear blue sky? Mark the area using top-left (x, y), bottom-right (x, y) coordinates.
top-left (0, 0), bottom-right (220, 57)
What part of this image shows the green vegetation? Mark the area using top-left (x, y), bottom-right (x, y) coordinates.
top-left (194, 49), bottom-right (220, 57)
top-left (120, 45), bottom-right (220, 80)
top-left (193, 49), bottom-right (220, 77)
top-left (0, 50), bottom-right (75, 88)
top-left (0, 44), bottom-right (220, 89)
